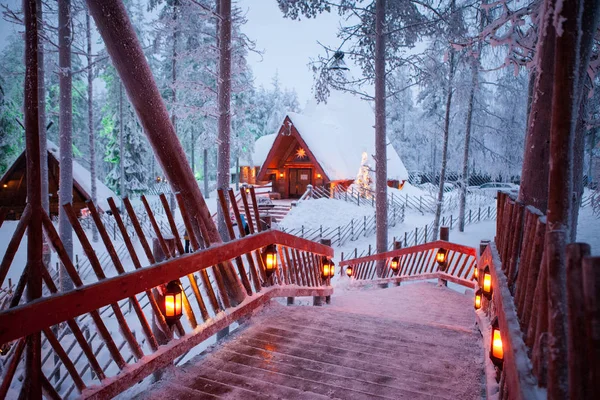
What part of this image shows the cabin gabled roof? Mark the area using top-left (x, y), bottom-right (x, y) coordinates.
top-left (249, 89), bottom-right (409, 183)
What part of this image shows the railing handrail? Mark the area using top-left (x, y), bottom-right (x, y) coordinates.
top-left (0, 229), bottom-right (332, 346)
top-left (339, 240), bottom-right (477, 266)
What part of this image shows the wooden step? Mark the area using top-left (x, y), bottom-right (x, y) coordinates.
top-left (138, 283), bottom-right (483, 400)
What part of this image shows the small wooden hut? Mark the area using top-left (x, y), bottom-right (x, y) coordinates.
top-left (0, 141), bottom-right (117, 220)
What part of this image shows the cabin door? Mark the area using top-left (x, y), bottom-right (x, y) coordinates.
top-left (289, 168), bottom-right (312, 198)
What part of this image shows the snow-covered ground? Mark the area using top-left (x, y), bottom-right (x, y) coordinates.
top-left (278, 197), bottom-right (374, 231)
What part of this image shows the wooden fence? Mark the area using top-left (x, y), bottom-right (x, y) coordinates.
top-left (0, 187), bottom-right (333, 399)
top-left (476, 191), bottom-right (599, 399)
top-left (338, 239), bottom-right (477, 289)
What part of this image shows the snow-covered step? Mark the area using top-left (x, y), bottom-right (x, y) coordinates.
top-left (138, 282), bottom-right (483, 399)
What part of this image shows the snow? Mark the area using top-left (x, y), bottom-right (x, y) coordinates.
top-left (244, 89), bottom-right (409, 182)
top-left (279, 198), bottom-right (374, 231)
top-left (242, 133), bottom-right (276, 167)
top-left (46, 140), bottom-right (119, 211)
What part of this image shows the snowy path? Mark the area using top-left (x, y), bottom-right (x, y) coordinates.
top-left (137, 283), bottom-right (484, 399)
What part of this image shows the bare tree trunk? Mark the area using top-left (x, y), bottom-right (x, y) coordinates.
top-left (86, 9), bottom-right (98, 242)
top-left (458, 8), bottom-right (484, 233)
top-left (374, 0), bottom-right (387, 276)
top-left (569, 0), bottom-right (600, 241)
top-left (217, 0), bottom-right (232, 241)
top-left (517, 0), bottom-right (556, 213)
top-left (23, 1), bottom-right (43, 397)
top-left (433, 50), bottom-right (456, 240)
top-left (190, 128), bottom-right (195, 175)
top-left (58, 0), bottom-right (74, 292)
top-left (169, 0), bottom-right (179, 214)
top-left (37, 0), bottom-right (47, 215)
top-left (204, 148), bottom-right (209, 198)
top-left (85, 0), bottom-right (246, 305)
top-left (119, 83), bottom-right (125, 199)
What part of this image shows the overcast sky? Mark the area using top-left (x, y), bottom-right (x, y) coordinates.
top-left (237, 0), bottom-right (342, 105)
top-left (0, 0), bottom-right (344, 105)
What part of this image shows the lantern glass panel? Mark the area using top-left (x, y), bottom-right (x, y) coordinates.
top-left (483, 272), bottom-right (492, 293)
top-left (474, 266), bottom-right (479, 279)
top-left (492, 328), bottom-right (503, 360)
top-left (474, 294), bottom-right (481, 309)
top-left (436, 249), bottom-right (447, 264)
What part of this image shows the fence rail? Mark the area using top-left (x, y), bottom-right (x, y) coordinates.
top-left (0, 185), bottom-right (333, 400)
top-left (476, 190), bottom-right (599, 399)
top-left (339, 239), bottom-right (477, 288)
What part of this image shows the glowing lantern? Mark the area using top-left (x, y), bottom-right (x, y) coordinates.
top-left (390, 257), bottom-right (400, 275)
top-left (436, 248), bottom-right (447, 269)
top-left (490, 317), bottom-right (504, 367)
top-left (474, 289), bottom-right (482, 310)
top-left (345, 266), bottom-right (353, 277)
top-left (279, 172), bottom-right (284, 178)
top-left (321, 257), bottom-right (335, 279)
top-left (164, 281), bottom-right (183, 326)
top-left (262, 244), bottom-right (277, 277)
top-left (2, 184), bottom-right (7, 188)
top-left (473, 264), bottom-right (479, 280)
top-left (482, 266), bottom-right (493, 298)
top-left (317, 173), bottom-right (322, 179)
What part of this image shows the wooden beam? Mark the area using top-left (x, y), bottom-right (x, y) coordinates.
top-left (0, 230), bottom-right (332, 345)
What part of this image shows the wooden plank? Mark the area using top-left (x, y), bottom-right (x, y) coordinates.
top-left (42, 327), bottom-right (86, 392)
top-left (0, 338), bottom-right (25, 399)
top-left (0, 230), bottom-right (332, 344)
top-left (582, 257), bottom-right (600, 399)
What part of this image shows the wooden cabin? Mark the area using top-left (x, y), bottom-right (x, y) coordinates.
top-left (0, 141), bottom-right (117, 220)
top-left (239, 90), bottom-right (408, 199)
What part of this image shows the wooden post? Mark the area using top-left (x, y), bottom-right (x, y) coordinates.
top-left (566, 244), bottom-right (591, 399)
top-left (582, 256), bottom-right (600, 399)
top-left (23, 0), bottom-right (43, 397)
top-left (320, 239), bottom-right (331, 304)
top-left (438, 227), bottom-right (449, 286)
top-left (393, 241), bottom-right (402, 286)
top-left (479, 240), bottom-right (490, 256)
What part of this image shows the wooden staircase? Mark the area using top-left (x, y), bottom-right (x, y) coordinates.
top-left (137, 283), bottom-right (483, 400)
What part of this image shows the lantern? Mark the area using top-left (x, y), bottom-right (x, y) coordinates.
top-left (279, 172), bottom-right (284, 178)
top-left (436, 248), bottom-right (447, 266)
top-left (390, 256), bottom-right (400, 275)
top-left (321, 257), bottom-right (335, 279)
top-left (473, 264), bottom-right (479, 280)
top-left (317, 173), bottom-right (322, 179)
top-left (482, 266), bottom-right (492, 298)
top-left (345, 265), bottom-right (353, 277)
top-left (2, 184), bottom-right (7, 188)
top-left (474, 289), bottom-right (482, 310)
top-left (262, 244), bottom-right (277, 277)
top-left (164, 280), bottom-right (183, 326)
top-left (490, 317), bottom-right (504, 367)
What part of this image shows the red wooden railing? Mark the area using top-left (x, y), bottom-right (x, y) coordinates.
top-left (477, 191), bottom-right (599, 399)
top-left (0, 187), bottom-right (333, 399)
top-left (339, 239), bottom-right (477, 289)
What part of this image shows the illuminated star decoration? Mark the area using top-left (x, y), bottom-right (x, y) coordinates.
top-left (295, 147), bottom-right (307, 159)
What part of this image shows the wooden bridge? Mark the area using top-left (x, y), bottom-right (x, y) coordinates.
top-left (0, 188), bottom-right (599, 399)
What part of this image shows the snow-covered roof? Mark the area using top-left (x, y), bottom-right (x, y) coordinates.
top-left (284, 90), bottom-right (408, 181)
top-left (240, 134), bottom-right (277, 167)
top-left (46, 141), bottom-right (119, 211)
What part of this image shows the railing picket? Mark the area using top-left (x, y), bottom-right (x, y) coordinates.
top-left (107, 198), bottom-right (175, 331)
top-left (86, 200), bottom-right (160, 351)
top-left (174, 194), bottom-right (222, 315)
top-left (42, 327), bottom-right (86, 393)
